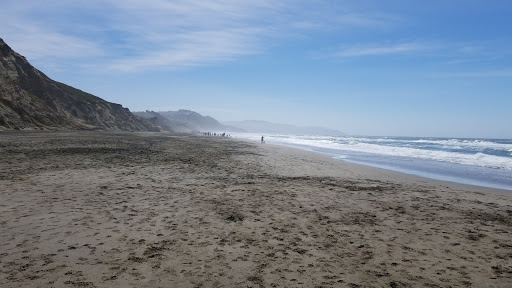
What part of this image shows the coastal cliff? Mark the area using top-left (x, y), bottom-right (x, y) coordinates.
top-left (0, 38), bottom-right (156, 131)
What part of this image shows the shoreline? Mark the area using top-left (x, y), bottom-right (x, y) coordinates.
top-left (244, 138), bottom-right (512, 193)
top-left (238, 137), bottom-right (512, 195)
top-left (1, 131), bottom-right (511, 287)
top-left (256, 141), bottom-right (512, 196)
top-left (230, 133), bottom-right (512, 192)
top-left (337, 157), bottom-right (512, 192)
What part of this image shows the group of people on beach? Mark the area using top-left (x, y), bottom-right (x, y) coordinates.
top-left (203, 132), bottom-right (230, 137)
top-left (202, 132), bottom-right (266, 144)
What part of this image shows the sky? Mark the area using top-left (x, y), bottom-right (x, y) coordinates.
top-left (1, 0), bottom-right (511, 138)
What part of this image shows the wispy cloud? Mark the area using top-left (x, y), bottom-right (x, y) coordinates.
top-left (1, 0), bottom-right (278, 71)
top-left (0, 6), bottom-right (104, 61)
top-left (104, 29), bottom-right (263, 72)
top-left (334, 42), bottom-right (431, 58)
top-left (4, 32), bottom-right (104, 61)
top-left (0, 0), bottom-right (404, 72)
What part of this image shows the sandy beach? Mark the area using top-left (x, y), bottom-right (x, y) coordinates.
top-left (0, 131), bottom-right (511, 288)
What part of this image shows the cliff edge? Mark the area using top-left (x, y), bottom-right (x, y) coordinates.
top-left (0, 38), bottom-right (156, 131)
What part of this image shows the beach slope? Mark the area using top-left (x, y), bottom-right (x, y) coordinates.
top-left (0, 131), bottom-right (511, 287)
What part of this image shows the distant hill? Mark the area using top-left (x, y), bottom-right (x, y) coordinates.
top-left (159, 110), bottom-right (225, 132)
top-left (224, 120), bottom-right (345, 136)
top-left (0, 38), bottom-right (157, 131)
top-left (135, 110), bottom-right (245, 133)
top-left (132, 111), bottom-right (178, 132)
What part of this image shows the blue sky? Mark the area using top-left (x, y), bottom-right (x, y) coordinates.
top-left (1, 0), bottom-right (511, 138)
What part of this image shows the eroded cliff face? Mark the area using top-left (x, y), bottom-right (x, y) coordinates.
top-left (0, 38), bottom-right (156, 131)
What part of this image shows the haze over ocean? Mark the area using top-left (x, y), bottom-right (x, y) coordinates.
top-left (1, 1), bottom-right (511, 138)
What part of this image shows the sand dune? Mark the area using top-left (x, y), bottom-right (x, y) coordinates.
top-left (0, 131), bottom-right (511, 287)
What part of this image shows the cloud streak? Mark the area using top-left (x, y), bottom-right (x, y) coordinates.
top-left (105, 29), bottom-right (263, 72)
top-left (334, 42), bottom-right (431, 58)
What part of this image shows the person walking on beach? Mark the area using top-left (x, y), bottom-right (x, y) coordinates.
top-left (261, 136), bottom-right (265, 144)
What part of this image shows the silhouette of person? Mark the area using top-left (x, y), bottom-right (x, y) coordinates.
top-left (261, 136), bottom-right (265, 144)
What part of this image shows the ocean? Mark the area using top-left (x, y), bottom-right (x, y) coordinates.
top-left (234, 133), bottom-right (512, 191)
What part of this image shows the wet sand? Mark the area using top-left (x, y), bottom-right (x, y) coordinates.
top-left (0, 131), bottom-right (511, 287)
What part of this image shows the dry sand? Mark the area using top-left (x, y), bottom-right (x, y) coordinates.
top-left (0, 131), bottom-right (511, 288)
